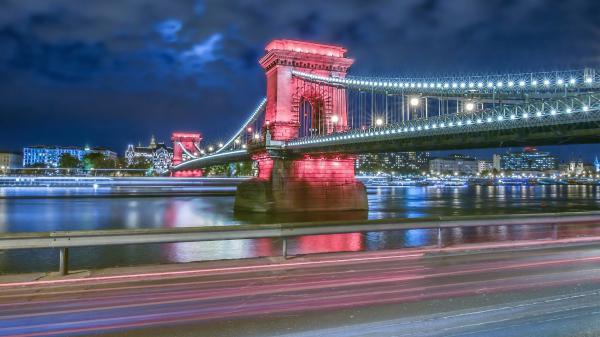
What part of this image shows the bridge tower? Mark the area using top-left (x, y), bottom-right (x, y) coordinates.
top-left (259, 39), bottom-right (354, 140)
top-left (171, 132), bottom-right (203, 177)
top-left (235, 40), bottom-right (367, 213)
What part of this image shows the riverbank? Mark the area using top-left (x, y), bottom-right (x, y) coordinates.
top-left (1, 175), bottom-right (599, 188)
top-left (0, 176), bottom-right (248, 188)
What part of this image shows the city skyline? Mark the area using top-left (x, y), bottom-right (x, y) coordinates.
top-left (1, 1), bottom-right (600, 156)
top-left (5, 138), bottom-right (600, 164)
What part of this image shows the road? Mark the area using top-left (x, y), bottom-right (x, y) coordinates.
top-left (1, 242), bottom-right (600, 337)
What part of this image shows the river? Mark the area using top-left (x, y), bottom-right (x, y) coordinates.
top-left (1, 178), bottom-right (600, 274)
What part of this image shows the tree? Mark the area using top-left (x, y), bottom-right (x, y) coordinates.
top-left (115, 157), bottom-right (128, 169)
top-left (83, 153), bottom-right (118, 171)
top-left (83, 153), bottom-right (104, 170)
top-left (205, 164), bottom-right (228, 176)
top-left (235, 161), bottom-right (254, 176)
top-left (59, 153), bottom-right (80, 169)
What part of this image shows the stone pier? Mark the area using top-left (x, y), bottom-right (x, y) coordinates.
top-left (235, 153), bottom-right (367, 213)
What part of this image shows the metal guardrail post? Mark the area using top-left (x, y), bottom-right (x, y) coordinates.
top-left (552, 223), bottom-right (558, 240)
top-left (437, 227), bottom-right (443, 248)
top-left (282, 237), bottom-right (288, 259)
top-left (59, 247), bottom-right (69, 276)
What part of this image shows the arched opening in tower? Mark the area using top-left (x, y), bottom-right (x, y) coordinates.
top-left (299, 98), bottom-right (327, 138)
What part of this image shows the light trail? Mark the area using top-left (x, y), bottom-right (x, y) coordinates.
top-left (2, 244), bottom-right (600, 336)
top-left (0, 252), bottom-right (424, 288)
top-left (3, 254), bottom-right (600, 321)
top-left (2, 271), bottom-right (600, 337)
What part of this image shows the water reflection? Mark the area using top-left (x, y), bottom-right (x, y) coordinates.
top-left (294, 233), bottom-right (363, 255)
top-left (404, 229), bottom-right (429, 247)
top-left (2, 183), bottom-right (600, 273)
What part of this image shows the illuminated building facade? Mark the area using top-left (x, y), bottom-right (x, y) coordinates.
top-left (564, 159), bottom-right (594, 175)
top-left (0, 151), bottom-right (22, 170)
top-left (493, 147), bottom-right (557, 172)
top-left (22, 146), bottom-right (116, 167)
top-left (429, 154), bottom-right (478, 175)
top-left (356, 152), bottom-right (430, 174)
top-left (478, 160), bottom-right (493, 173)
top-left (125, 135), bottom-right (173, 174)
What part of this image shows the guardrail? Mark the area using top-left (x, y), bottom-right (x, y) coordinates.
top-left (2, 211), bottom-right (600, 276)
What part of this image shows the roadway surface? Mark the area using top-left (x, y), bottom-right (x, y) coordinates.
top-left (1, 241), bottom-right (600, 337)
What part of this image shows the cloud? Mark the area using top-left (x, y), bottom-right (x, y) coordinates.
top-left (0, 26), bottom-right (108, 82)
top-left (180, 33), bottom-right (223, 72)
top-left (194, 0), bottom-right (205, 16)
top-left (155, 19), bottom-right (183, 43)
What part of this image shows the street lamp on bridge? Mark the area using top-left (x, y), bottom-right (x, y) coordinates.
top-left (410, 97), bottom-right (420, 106)
top-left (465, 102), bottom-right (475, 112)
top-left (409, 96), bottom-right (421, 120)
top-left (331, 115), bottom-right (339, 132)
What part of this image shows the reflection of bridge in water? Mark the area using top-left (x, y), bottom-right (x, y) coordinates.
top-left (172, 39), bottom-right (600, 213)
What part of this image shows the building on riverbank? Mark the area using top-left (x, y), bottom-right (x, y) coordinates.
top-left (492, 148), bottom-right (557, 173)
top-left (22, 146), bottom-right (116, 168)
top-left (477, 160), bottom-right (493, 174)
top-left (356, 152), bottom-right (430, 175)
top-left (0, 151), bottom-right (22, 171)
top-left (429, 154), bottom-right (478, 175)
top-left (125, 135), bottom-right (173, 174)
top-left (561, 159), bottom-right (596, 176)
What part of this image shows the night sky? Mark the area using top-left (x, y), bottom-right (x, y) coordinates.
top-left (1, 0), bottom-right (600, 161)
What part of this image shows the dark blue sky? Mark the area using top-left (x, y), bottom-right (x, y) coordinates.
top-left (1, 0), bottom-right (599, 161)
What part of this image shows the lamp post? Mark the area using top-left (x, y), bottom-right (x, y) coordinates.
top-left (410, 96), bottom-right (420, 119)
top-left (410, 97), bottom-right (420, 107)
top-left (331, 115), bottom-right (339, 133)
top-left (465, 101), bottom-right (475, 112)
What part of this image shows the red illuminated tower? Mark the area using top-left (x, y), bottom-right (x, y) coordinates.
top-left (234, 40), bottom-right (367, 212)
top-left (171, 132), bottom-right (203, 177)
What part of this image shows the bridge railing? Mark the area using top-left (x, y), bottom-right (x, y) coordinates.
top-left (286, 92), bottom-right (600, 148)
top-left (292, 68), bottom-right (600, 94)
top-left (2, 211), bottom-right (600, 276)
